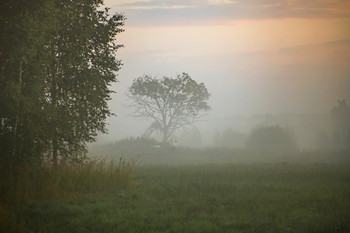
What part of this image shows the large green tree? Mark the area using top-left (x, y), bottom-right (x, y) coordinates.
top-left (128, 73), bottom-right (211, 143)
top-left (0, 0), bottom-right (124, 167)
top-left (0, 0), bottom-right (54, 167)
top-left (44, 0), bottom-right (124, 165)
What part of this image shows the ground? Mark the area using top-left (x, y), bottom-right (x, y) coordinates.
top-left (21, 163), bottom-right (350, 233)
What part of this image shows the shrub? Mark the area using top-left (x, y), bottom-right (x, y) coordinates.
top-left (246, 125), bottom-right (297, 152)
top-left (90, 137), bottom-right (173, 159)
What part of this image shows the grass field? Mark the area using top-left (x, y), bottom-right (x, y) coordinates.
top-left (20, 163), bottom-right (350, 233)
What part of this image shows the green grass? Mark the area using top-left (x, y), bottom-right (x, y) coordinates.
top-left (20, 163), bottom-right (350, 233)
top-left (0, 157), bottom-right (135, 233)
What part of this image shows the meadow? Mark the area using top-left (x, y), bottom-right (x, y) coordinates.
top-left (16, 162), bottom-right (350, 233)
top-left (0, 157), bottom-right (135, 233)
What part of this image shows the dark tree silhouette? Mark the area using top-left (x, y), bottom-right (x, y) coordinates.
top-left (0, 0), bottom-right (124, 167)
top-left (128, 73), bottom-right (210, 143)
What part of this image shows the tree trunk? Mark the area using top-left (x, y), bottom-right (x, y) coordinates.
top-left (162, 127), bottom-right (168, 144)
top-left (51, 80), bottom-right (58, 167)
top-left (51, 47), bottom-right (58, 167)
top-left (12, 60), bottom-right (22, 167)
top-left (52, 132), bottom-right (58, 167)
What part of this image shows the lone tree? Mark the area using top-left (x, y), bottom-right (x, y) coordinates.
top-left (128, 73), bottom-right (210, 143)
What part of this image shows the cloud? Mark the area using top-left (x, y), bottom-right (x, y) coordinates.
top-left (112, 0), bottom-right (237, 10)
top-left (105, 0), bottom-right (350, 26)
top-left (215, 38), bottom-right (350, 78)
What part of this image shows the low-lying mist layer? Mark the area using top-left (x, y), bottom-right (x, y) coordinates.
top-left (89, 137), bottom-right (350, 166)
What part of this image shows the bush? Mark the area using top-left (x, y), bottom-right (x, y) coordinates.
top-left (246, 125), bottom-right (297, 152)
top-left (90, 137), bottom-right (175, 159)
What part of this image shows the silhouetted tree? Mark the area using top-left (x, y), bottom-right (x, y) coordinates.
top-left (246, 125), bottom-right (297, 152)
top-left (0, 0), bottom-right (57, 167)
top-left (43, 0), bottom-right (124, 166)
top-left (128, 73), bottom-right (210, 143)
top-left (330, 99), bottom-right (350, 149)
top-left (0, 0), bottom-right (124, 167)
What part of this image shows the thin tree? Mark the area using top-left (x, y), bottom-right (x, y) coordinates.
top-left (128, 73), bottom-right (211, 143)
top-left (44, 0), bottom-right (125, 165)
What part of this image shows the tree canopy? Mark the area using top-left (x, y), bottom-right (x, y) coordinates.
top-left (0, 0), bottom-right (124, 167)
top-left (128, 73), bottom-right (210, 143)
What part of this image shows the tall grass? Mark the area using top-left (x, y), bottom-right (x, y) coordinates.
top-left (18, 163), bottom-right (350, 233)
top-left (0, 156), bottom-right (136, 233)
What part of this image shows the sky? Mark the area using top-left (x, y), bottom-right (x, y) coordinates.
top-left (99, 0), bottom-right (350, 141)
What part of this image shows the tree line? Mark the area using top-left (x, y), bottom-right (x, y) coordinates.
top-left (0, 0), bottom-right (124, 168)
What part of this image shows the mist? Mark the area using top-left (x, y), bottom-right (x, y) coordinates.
top-left (2, 1), bottom-right (350, 232)
top-left (92, 3), bottom-right (350, 156)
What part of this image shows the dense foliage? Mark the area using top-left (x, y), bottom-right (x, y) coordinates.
top-left (128, 73), bottom-right (210, 143)
top-left (0, 0), bottom-right (124, 167)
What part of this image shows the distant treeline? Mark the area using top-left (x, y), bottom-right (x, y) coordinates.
top-left (177, 100), bottom-right (350, 150)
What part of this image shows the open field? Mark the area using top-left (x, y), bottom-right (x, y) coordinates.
top-left (20, 163), bottom-right (350, 233)
top-left (89, 138), bottom-right (350, 166)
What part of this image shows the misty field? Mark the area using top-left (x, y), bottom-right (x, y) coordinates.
top-left (19, 163), bottom-right (350, 233)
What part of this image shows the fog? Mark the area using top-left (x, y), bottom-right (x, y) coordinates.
top-left (3, 2), bottom-right (350, 232)
top-left (93, 0), bottom-right (350, 156)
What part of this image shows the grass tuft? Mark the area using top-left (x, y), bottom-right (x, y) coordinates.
top-left (0, 156), bottom-right (136, 232)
